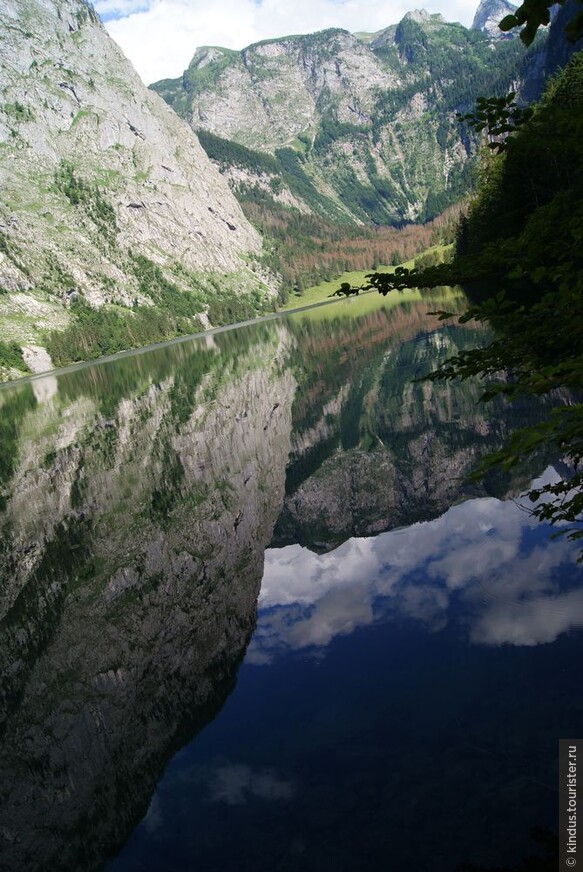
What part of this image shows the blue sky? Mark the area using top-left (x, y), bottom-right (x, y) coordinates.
top-left (94, 0), bottom-right (482, 85)
top-left (99, 4), bottom-right (150, 21)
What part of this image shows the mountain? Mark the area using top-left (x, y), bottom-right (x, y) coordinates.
top-left (0, 0), bottom-right (275, 379)
top-left (151, 12), bottom-right (529, 227)
top-left (0, 330), bottom-right (294, 870)
top-left (471, 0), bottom-right (518, 38)
top-left (0, 0), bottom-right (571, 379)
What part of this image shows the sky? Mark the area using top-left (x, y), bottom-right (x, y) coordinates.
top-left (94, 0), bottom-right (482, 85)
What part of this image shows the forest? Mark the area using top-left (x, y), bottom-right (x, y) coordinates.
top-left (363, 41), bottom-right (583, 541)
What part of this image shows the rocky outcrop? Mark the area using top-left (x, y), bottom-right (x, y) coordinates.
top-left (178, 31), bottom-right (394, 152)
top-left (471, 0), bottom-right (517, 38)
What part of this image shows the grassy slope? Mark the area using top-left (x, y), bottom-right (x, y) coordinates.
top-left (288, 284), bottom-right (466, 324)
top-left (280, 244), bottom-right (452, 311)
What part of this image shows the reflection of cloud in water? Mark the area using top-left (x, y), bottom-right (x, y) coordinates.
top-left (207, 765), bottom-right (295, 805)
top-left (252, 470), bottom-right (583, 660)
top-left (285, 585), bottom-right (375, 649)
top-left (142, 794), bottom-right (164, 833)
top-left (137, 764), bottom-right (294, 838)
top-left (259, 537), bottom-right (380, 607)
top-left (471, 588), bottom-right (583, 647)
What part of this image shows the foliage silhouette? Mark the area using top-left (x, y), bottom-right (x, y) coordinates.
top-left (362, 51), bottom-right (583, 545)
top-left (499, 0), bottom-right (583, 45)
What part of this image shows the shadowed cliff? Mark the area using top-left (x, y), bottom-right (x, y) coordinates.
top-left (0, 326), bottom-right (294, 871)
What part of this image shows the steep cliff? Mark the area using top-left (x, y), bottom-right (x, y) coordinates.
top-left (0, 0), bottom-right (274, 377)
top-left (273, 302), bottom-right (556, 552)
top-left (0, 328), bottom-right (294, 870)
top-left (471, 0), bottom-right (518, 38)
top-left (152, 12), bottom-right (528, 225)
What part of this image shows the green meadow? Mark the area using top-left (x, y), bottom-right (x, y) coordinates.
top-left (279, 244), bottom-right (452, 313)
top-left (288, 285), bottom-right (465, 324)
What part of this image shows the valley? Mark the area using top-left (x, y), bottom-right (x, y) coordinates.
top-left (0, 0), bottom-right (573, 381)
top-left (0, 0), bottom-right (536, 379)
top-left (0, 1), bottom-right (582, 867)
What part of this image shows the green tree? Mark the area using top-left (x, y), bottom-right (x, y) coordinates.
top-left (363, 50), bottom-right (583, 546)
top-left (498, 0), bottom-right (583, 45)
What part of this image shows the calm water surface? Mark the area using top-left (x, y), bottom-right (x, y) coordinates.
top-left (0, 290), bottom-right (580, 871)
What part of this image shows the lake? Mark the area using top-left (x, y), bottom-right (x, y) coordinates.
top-left (0, 289), bottom-right (581, 871)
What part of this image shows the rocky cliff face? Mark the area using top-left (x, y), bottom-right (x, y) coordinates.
top-left (152, 12), bottom-right (527, 225)
top-left (0, 328), bottom-right (294, 870)
top-left (0, 0), bottom-right (273, 376)
top-left (274, 304), bottom-right (554, 552)
top-left (179, 30), bottom-right (392, 153)
top-left (471, 0), bottom-right (517, 38)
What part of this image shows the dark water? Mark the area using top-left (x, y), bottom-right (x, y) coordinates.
top-left (0, 290), bottom-right (580, 872)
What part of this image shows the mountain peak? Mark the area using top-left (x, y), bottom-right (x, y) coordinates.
top-left (188, 45), bottom-right (236, 71)
top-left (402, 9), bottom-right (444, 23)
top-left (471, 0), bottom-right (518, 38)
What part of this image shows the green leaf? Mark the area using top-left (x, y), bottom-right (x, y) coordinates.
top-left (499, 14), bottom-right (518, 31)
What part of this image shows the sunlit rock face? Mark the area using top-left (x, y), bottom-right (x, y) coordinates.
top-left (152, 14), bottom-right (527, 224)
top-left (0, 0), bottom-right (269, 362)
top-left (0, 330), bottom-right (294, 871)
top-left (471, 0), bottom-right (517, 39)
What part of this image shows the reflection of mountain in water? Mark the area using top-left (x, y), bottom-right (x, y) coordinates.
top-left (0, 328), bottom-right (294, 871)
top-left (0, 294), bottom-right (564, 871)
top-left (256, 473), bottom-right (583, 664)
top-left (276, 295), bottom-right (557, 552)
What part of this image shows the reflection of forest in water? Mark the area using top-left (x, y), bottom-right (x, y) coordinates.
top-left (0, 292), bottom-right (576, 871)
top-left (279, 290), bottom-right (559, 551)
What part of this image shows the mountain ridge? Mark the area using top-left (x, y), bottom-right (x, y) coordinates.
top-left (0, 0), bottom-right (275, 378)
top-left (150, 10), bottom-right (529, 227)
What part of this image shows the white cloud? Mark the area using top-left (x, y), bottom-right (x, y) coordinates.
top-left (251, 487), bottom-right (582, 661)
top-left (470, 587), bottom-right (583, 647)
top-left (207, 764), bottom-right (295, 804)
top-left (96, 0), bottom-right (481, 85)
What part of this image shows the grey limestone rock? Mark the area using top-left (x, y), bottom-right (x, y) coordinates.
top-left (0, 0), bottom-right (273, 359)
top-left (471, 0), bottom-right (518, 38)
